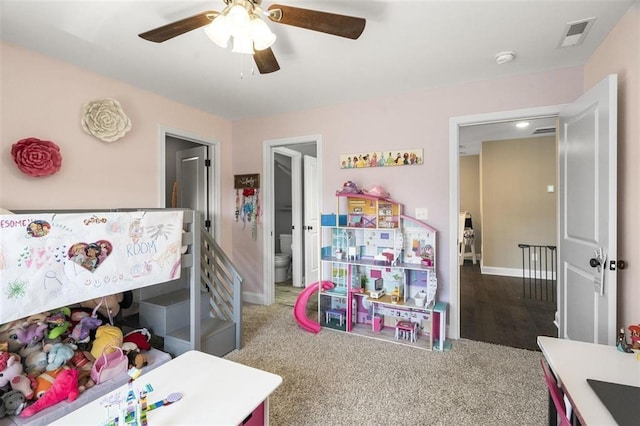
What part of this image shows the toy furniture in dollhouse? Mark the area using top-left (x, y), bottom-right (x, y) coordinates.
top-left (432, 302), bottom-right (448, 351)
top-left (395, 320), bottom-right (418, 342)
top-left (371, 314), bottom-right (384, 332)
top-left (325, 309), bottom-right (347, 327)
top-left (319, 193), bottom-right (448, 350)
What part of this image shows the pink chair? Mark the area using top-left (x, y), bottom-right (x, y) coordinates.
top-left (540, 359), bottom-right (571, 426)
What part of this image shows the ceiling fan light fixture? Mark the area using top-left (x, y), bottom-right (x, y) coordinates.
top-left (204, 14), bottom-right (231, 48)
top-left (232, 34), bottom-right (254, 55)
top-left (228, 4), bottom-right (251, 37)
top-left (251, 17), bottom-right (276, 51)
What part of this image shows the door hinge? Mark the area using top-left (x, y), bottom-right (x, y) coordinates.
top-left (205, 219), bottom-right (211, 228)
top-left (205, 159), bottom-right (211, 167)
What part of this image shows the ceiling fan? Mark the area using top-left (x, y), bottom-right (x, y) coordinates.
top-left (138, 0), bottom-right (366, 74)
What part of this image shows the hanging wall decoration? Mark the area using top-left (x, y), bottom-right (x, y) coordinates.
top-left (0, 210), bottom-right (183, 324)
top-left (11, 137), bottom-right (63, 177)
top-left (234, 174), bottom-right (261, 240)
top-left (81, 98), bottom-right (132, 142)
top-left (339, 148), bottom-right (423, 169)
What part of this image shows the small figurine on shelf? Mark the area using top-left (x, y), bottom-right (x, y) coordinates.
top-left (628, 324), bottom-right (640, 350)
top-left (616, 327), bottom-right (634, 353)
top-left (337, 180), bottom-right (361, 195)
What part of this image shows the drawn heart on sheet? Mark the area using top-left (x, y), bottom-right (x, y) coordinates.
top-left (67, 240), bottom-right (112, 272)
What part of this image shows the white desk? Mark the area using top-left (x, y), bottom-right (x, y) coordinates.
top-left (52, 350), bottom-right (282, 426)
top-left (537, 336), bottom-right (640, 425)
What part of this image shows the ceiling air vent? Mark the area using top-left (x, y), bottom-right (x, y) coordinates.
top-left (558, 17), bottom-right (596, 48)
top-left (533, 127), bottom-right (556, 135)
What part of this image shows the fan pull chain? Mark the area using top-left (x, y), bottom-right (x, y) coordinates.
top-left (238, 54), bottom-right (256, 79)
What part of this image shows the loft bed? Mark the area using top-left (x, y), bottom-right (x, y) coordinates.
top-left (0, 208), bottom-right (202, 425)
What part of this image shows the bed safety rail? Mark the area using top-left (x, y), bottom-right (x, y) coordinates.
top-left (200, 227), bottom-right (244, 350)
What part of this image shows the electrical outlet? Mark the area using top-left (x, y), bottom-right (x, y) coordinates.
top-left (415, 208), bottom-right (428, 220)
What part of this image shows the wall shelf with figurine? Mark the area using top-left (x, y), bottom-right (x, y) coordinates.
top-left (318, 189), bottom-right (448, 351)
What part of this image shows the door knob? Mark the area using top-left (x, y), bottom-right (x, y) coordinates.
top-left (589, 258), bottom-right (600, 268)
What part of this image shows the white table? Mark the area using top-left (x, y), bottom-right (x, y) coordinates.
top-left (537, 336), bottom-right (640, 425)
top-left (52, 350), bottom-right (282, 426)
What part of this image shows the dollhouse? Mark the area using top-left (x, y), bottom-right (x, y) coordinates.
top-left (319, 192), bottom-right (447, 350)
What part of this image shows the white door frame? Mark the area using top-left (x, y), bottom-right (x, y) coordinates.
top-left (449, 105), bottom-right (565, 340)
top-left (263, 135), bottom-right (322, 305)
top-left (158, 125), bottom-right (221, 241)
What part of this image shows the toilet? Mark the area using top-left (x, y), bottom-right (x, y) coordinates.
top-left (275, 234), bottom-right (292, 283)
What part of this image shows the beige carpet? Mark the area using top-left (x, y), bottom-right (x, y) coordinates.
top-left (224, 303), bottom-right (547, 425)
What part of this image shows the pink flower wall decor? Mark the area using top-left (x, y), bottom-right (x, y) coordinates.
top-left (11, 137), bottom-right (62, 177)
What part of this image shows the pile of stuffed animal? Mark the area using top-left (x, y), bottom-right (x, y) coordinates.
top-left (0, 293), bottom-right (153, 419)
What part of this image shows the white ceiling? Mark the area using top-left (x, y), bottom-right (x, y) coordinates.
top-left (1, 1), bottom-right (635, 144)
top-left (459, 116), bottom-right (558, 155)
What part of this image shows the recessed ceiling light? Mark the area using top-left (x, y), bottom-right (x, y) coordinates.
top-left (515, 121), bottom-right (530, 128)
top-left (495, 51), bottom-right (516, 65)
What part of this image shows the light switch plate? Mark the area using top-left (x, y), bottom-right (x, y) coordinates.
top-left (415, 208), bottom-right (428, 220)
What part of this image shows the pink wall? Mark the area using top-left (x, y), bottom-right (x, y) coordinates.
top-left (232, 67), bottom-right (584, 307)
top-left (0, 42), bottom-right (235, 251)
top-left (584, 3), bottom-right (640, 329)
top-left (4, 5), bottom-right (636, 332)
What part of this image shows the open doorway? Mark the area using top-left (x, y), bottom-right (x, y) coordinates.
top-left (450, 106), bottom-right (561, 347)
top-left (262, 135), bottom-right (322, 305)
top-left (140, 126), bottom-right (220, 303)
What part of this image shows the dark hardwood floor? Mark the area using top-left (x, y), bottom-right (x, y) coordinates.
top-left (460, 261), bottom-right (557, 351)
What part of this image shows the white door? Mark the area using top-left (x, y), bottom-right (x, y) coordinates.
top-left (558, 74), bottom-right (617, 345)
top-left (176, 146), bottom-right (210, 230)
top-left (291, 154), bottom-right (303, 287)
top-left (273, 147), bottom-right (303, 287)
top-left (303, 155), bottom-right (319, 287)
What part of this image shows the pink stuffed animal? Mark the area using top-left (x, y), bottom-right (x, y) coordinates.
top-left (10, 374), bottom-right (35, 400)
top-left (0, 352), bottom-right (23, 389)
top-left (20, 369), bottom-right (79, 417)
top-left (0, 351), bottom-right (34, 399)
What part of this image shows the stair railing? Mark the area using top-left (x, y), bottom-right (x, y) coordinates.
top-left (200, 227), bottom-right (244, 350)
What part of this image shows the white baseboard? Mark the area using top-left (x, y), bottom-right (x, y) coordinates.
top-left (243, 291), bottom-right (264, 305)
top-left (480, 265), bottom-right (556, 280)
top-left (480, 266), bottom-right (522, 277)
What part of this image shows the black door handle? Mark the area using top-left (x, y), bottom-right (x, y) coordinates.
top-left (589, 258), bottom-right (600, 268)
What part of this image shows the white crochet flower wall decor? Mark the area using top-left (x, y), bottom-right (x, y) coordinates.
top-left (81, 98), bottom-right (132, 142)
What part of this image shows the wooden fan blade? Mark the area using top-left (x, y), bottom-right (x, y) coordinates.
top-left (254, 48), bottom-right (280, 74)
top-left (267, 4), bottom-right (365, 39)
top-left (139, 11), bottom-right (218, 43)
